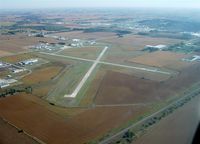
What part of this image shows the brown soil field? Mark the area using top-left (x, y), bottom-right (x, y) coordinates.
top-left (101, 34), bottom-right (181, 50)
top-left (80, 63), bottom-right (172, 107)
top-left (0, 50), bottom-right (12, 57)
top-left (129, 51), bottom-right (193, 70)
top-left (101, 35), bottom-right (182, 67)
top-left (50, 31), bottom-right (116, 40)
top-left (59, 46), bottom-right (102, 60)
top-left (133, 95), bottom-right (200, 144)
top-left (22, 65), bottom-right (63, 85)
top-left (0, 53), bottom-right (37, 63)
top-left (0, 118), bottom-right (38, 144)
top-left (0, 93), bottom-right (148, 144)
top-left (0, 35), bottom-right (58, 53)
top-left (32, 84), bottom-right (53, 98)
top-left (95, 63), bottom-right (200, 105)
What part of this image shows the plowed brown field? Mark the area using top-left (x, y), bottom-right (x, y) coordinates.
top-left (129, 51), bottom-right (192, 70)
top-left (0, 118), bottom-right (38, 144)
top-left (95, 63), bottom-right (200, 105)
top-left (22, 66), bottom-right (63, 85)
top-left (134, 95), bottom-right (200, 144)
top-left (0, 35), bottom-right (58, 53)
top-left (0, 94), bottom-right (148, 144)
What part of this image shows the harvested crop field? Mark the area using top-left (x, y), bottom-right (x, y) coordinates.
top-left (129, 51), bottom-right (192, 70)
top-left (32, 84), bottom-right (53, 98)
top-left (0, 53), bottom-right (37, 63)
top-left (0, 35), bottom-right (58, 53)
top-left (134, 95), bottom-right (200, 144)
top-left (95, 63), bottom-right (200, 105)
top-left (49, 31), bottom-right (116, 40)
top-left (101, 35), bottom-right (181, 50)
top-left (0, 50), bottom-right (12, 57)
top-left (0, 118), bottom-right (38, 144)
top-left (22, 65), bottom-right (63, 85)
top-left (58, 46), bottom-right (102, 60)
top-left (0, 94), bottom-right (148, 144)
top-left (95, 70), bottom-right (164, 105)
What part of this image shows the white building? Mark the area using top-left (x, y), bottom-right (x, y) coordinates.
top-left (19, 59), bottom-right (38, 65)
top-left (72, 39), bottom-right (80, 42)
top-left (182, 55), bottom-right (200, 62)
top-left (12, 68), bottom-right (25, 73)
top-left (0, 62), bottom-right (11, 68)
top-left (145, 45), bottom-right (167, 50)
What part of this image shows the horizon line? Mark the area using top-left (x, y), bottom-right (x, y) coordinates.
top-left (1, 6), bottom-right (200, 10)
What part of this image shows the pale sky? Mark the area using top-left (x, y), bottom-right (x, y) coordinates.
top-left (0, 0), bottom-right (200, 9)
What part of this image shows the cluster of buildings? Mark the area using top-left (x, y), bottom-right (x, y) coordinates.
top-left (34, 43), bottom-right (53, 51)
top-left (70, 39), bottom-right (96, 48)
top-left (10, 67), bottom-right (26, 74)
top-left (0, 58), bottom-right (39, 89)
top-left (0, 62), bottom-right (11, 69)
top-left (0, 78), bottom-right (17, 89)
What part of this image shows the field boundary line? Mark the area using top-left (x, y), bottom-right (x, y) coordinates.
top-left (0, 117), bottom-right (46, 144)
top-left (99, 87), bottom-right (200, 144)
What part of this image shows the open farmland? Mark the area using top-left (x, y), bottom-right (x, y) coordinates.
top-left (100, 34), bottom-right (182, 50)
top-left (0, 118), bottom-right (39, 144)
top-left (129, 51), bottom-right (193, 70)
top-left (0, 50), bottom-right (12, 57)
top-left (0, 93), bottom-right (148, 144)
top-left (95, 63), bottom-right (200, 105)
top-left (100, 35), bottom-right (183, 66)
top-left (1, 8), bottom-right (200, 144)
top-left (133, 95), bottom-right (200, 144)
top-left (0, 35), bottom-right (58, 53)
top-left (0, 52), bottom-right (38, 63)
top-left (49, 31), bottom-right (116, 40)
top-left (22, 65), bottom-right (63, 85)
top-left (58, 46), bottom-right (102, 60)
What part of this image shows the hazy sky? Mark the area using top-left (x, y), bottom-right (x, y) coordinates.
top-left (1, 0), bottom-right (200, 9)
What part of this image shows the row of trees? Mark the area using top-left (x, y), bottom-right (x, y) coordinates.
top-left (0, 87), bottom-right (32, 98)
top-left (115, 89), bottom-right (200, 144)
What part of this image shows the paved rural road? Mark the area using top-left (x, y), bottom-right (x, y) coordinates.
top-left (99, 87), bottom-right (200, 144)
top-left (64, 46), bottom-right (108, 98)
